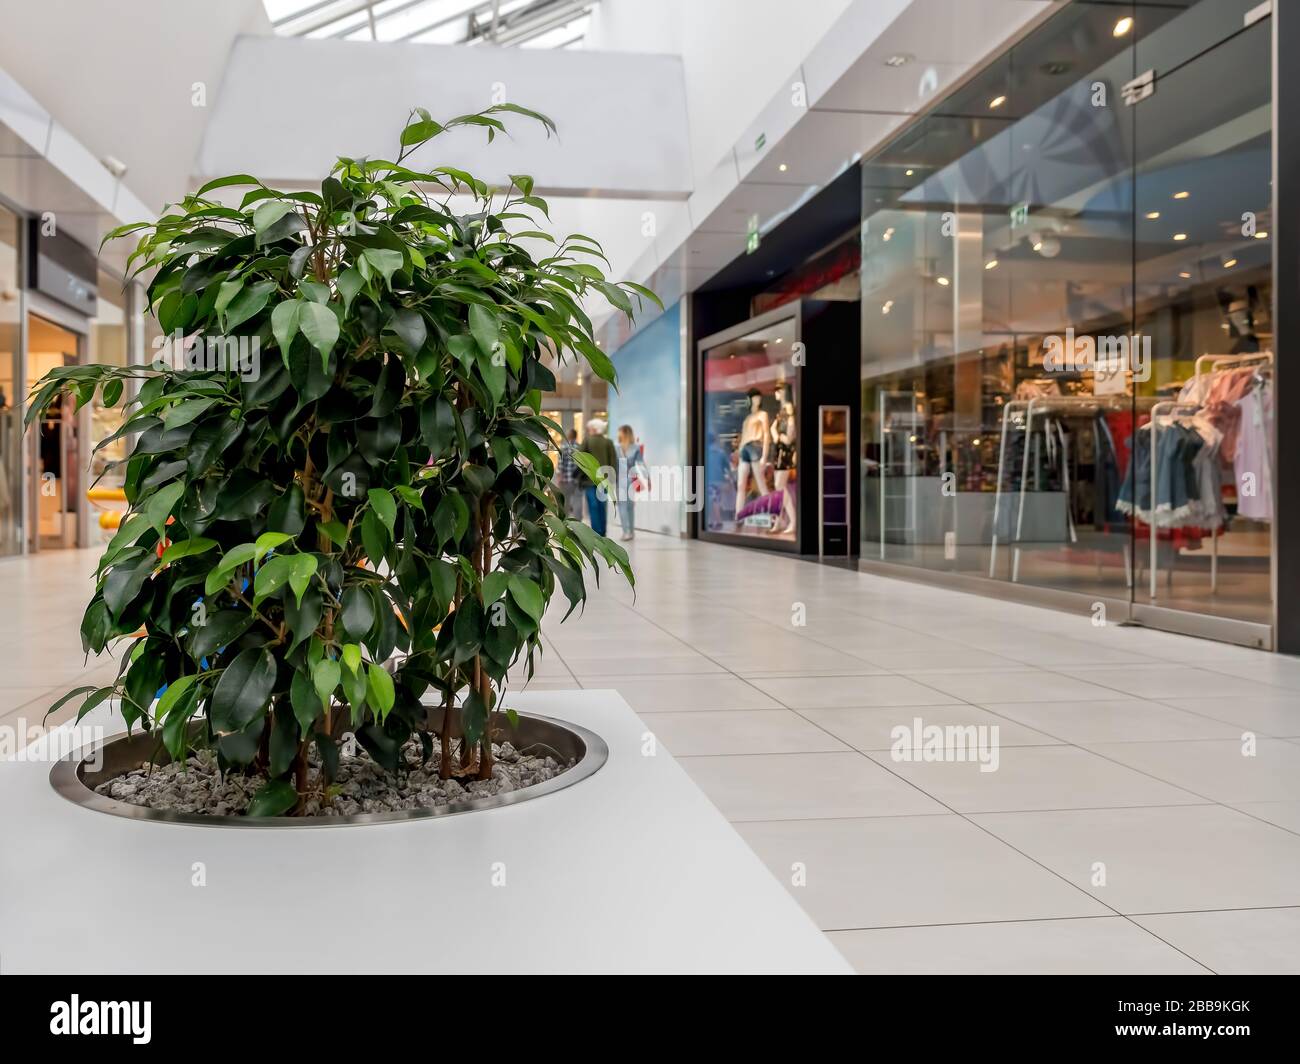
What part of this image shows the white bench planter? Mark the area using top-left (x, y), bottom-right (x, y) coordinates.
top-left (0, 689), bottom-right (849, 974)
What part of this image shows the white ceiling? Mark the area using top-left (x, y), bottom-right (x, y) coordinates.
top-left (594, 0), bottom-right (1054, 348)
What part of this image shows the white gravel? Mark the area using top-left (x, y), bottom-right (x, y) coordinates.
top-left (94, 737), bottom-right (570, 817)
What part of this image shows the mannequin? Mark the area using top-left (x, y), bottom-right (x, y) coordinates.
top-left (768, 399), bottom-right (797, 536)
top-left (734, 388), bottom-right (770, 525)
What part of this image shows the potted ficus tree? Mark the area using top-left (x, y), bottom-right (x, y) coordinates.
top-left (30, 105), bottom-right (654, 817)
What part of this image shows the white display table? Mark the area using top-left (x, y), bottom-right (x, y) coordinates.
top-left (0, 689), bottom-right (850, 974)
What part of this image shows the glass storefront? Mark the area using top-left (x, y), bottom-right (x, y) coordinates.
top-left (859, 0), bottom-right (1274, 642)
top-left (89, 270), bottom-right (130, 492)
top-left (0, 206), bottom-right (20, 555)
top-left (702, 314), bottom-right (799, 543)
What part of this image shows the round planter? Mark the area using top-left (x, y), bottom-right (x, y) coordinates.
top-left (49, 711), bottom-right (607, 827)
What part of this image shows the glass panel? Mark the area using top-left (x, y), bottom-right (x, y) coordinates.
top-left (1131, 15), bottom-right (1272, 624)
top-left (702, 316), bottom-right (798, 541)
top-left (859, 0), bottom-right (1270, 635)
top-left (1134, 0), bottom-right (1265, 75)
top-left (27, 314), bottom-right (81, 549)
top-left (90, 271), bottom-right (128, 486)
top-left (0, 206), bottom-right (20, 555)
top-left (862, 3), bottom-right (1139, 594)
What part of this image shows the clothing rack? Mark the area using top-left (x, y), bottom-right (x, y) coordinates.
top-left (1148, 351), bottom-right (1274, 600)
top-left (990, 394), bottom-right (1154, 582)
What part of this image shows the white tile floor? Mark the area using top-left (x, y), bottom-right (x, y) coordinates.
top-left (6, 535), bottom-right (1300, 973)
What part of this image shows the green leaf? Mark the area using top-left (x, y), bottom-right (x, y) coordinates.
top-left (251, 200), bottom-right (292, 234)
top-left (191, 609), bottom-right (253, 661)
top-left (388, 308), bottom-right (426, 356)
top-left (210, 647), bottom-right (276, 733)
top-left (476, 347), bottom-right (505, 404)
top-left (312, 657), bottom-right (341, 704)
top-left (247, 779), bottom-right (297, 817)
top-left (482, 569), bottom-right (509, 603)
top-left (366, 663), bottom-right (395, 721)
top-left (195, 173), bottom-right (263, 197)
top-left (337, 267), bottom-right (364, 311)
top-left (341, 585), bottom-right (376, 643)
top-left (290, 669), bottom-right (323, 734)
top-left (288, 554), bottom-right (317, 607)
top-left (159, 537), bottom-right (218, 565)
top-left (419, 397), bottom-right (456, 458)
top-left (162, 396), bottom-right (217, 430)
top-left (44, 685), bottom-right (97, 723)
top-left (507, 573), bottom-right (544, 622)
top-left (145, 481), bottom-right (185, 536)
top-left (271, 299), bottom-right (301, 358)
top-left (317, 520), bottom-right (350, 548)
top-left (255, 531), bottom-right (293, 560)
top-left (341, 643), bottom-right (362, 674)
top-left (360, 509), bottom-right (387, 567)
top-left (102, 377), bottom-right (124, 408)
top-left (572, 449), bottom-right (608, 490)
top-left (400, 112), bottom-right (443, 146)
top-left (155, 674), bottom-right (197, 721)
top-left (361, 248), bottom-right (403, 287)
top-left (298, 300), bottom-right (339, 367)
top-left (214, 277), bottom-right (245, 323)
top-left (367, 488), bottom-right (397, 534)
top-left (299, 279), bottom-right (330, 304)
top-left (225, 280), bottom-right (276, 332)
top-left (267, 483), bottom-right (306, 536)
top-left (204, 542), bottom-right (259, 596)
top-left (253, 554), bottom-right (295, 605)
top-left (468, 303), bottom-right (499, 359)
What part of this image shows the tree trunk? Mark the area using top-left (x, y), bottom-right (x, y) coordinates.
top-left (477, 497), bottom-right (495, 781)
top-left (292, 740), bottom-right (310, 813)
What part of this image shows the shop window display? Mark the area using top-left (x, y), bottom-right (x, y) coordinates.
top-left (702, 317), bottom-right (798, 541)
top-left (859, 0), bottom-right (1274, 637)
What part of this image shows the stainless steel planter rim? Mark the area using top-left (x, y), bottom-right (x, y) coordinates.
top-left (49, 711), bottom-right (607, 828)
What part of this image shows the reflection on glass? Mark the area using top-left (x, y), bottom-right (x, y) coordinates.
top-left (28, 314), bottom-right (80, 549)
top-left (91, 270), bottom-right (130, 492)
top-left (703, 317), bottom-right (798, 541)
top-left (859, 0), bottom-right (1273, 628)
top-left (0, 207), bottom-right (20, 555)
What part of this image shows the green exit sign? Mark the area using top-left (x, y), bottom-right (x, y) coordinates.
top-left (1010, 202), bottom-right (1030, 228)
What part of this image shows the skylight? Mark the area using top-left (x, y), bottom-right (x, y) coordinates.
top-left (263, 0), bottom-right (596, 48)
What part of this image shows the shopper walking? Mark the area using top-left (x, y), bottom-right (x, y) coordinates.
top-left (578, 418), bottom-right (617, 536)
top-left (555, 427), bottom-right (582, 519)
top-left (615, 424), bottom-right (649, 541)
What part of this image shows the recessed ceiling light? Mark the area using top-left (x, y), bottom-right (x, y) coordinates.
top-left (884, 53), bottom-right (913, 67)
top-left (881, 300), bottom-right (893, 314)
top-left (1173, 233), bottom-right (1187, 241)
top-left (1114, 16), bottom-right (1134, 37)
top-left (778, 163), bottom-right (788, 172)
top-left (984, 259), bottom-right (998, 270)
top-left (1255, 231), bottom-right (1269, 239)
top-left (1032, 240), bottom-right (1044, 252)
top-left (1145, 211), bottom-right (1160, 219)
top-left (1179, 271), bottom-right (1191, 279)
top-left (972, 438), bottom-right (981, 446)
top-left (1223, 258), bottom-right (1238, 268)
top-left (905, 168), bottom-right (914, 176)
top-left (883, 227), bottom-right (894, 241)
top-left (936, 276), bottom-right (950, 286)
top-left (990, 95), bottom-right (1007, 109)
top-left (1173, 190), bottom-right (1190, 199)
